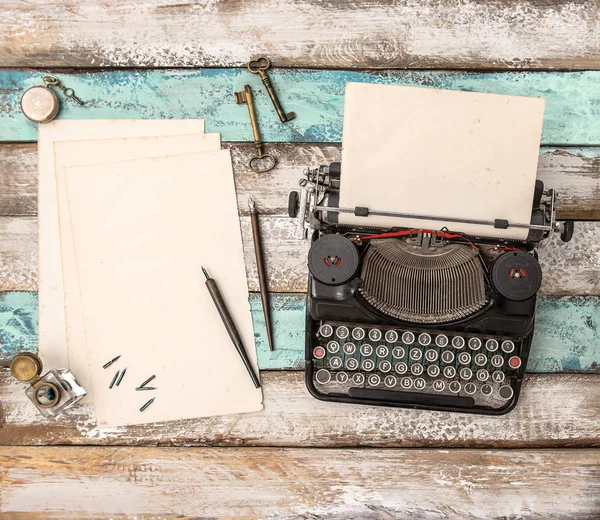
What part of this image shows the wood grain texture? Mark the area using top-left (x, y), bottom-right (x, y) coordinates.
top-left (0, 446), bottom-right (598, 519)
top-left (0, 372), bottom-right (598, 448)
top-left (1, 0), bottom-right (599, 70)
top-left (2, 70), bottom-right (600, 144)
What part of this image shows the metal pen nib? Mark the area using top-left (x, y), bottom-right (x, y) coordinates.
top-left (202, 265), bottom-right (210, 280)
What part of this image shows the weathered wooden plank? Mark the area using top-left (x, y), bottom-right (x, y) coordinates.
top-left (2, 70), bottom-right (600, 144)
top-left (2, 143), bottom-right (599, 220)
top-left (1, 446), bottom-right (598, 519)
top-left (0, 372), bottom-right (598, 448)
top-left (0, 292), bottom-right (598, 373)
top-left (1, 0), bottom-right (599, 70)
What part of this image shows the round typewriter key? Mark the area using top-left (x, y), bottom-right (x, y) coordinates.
top-left (468, 337), bottom-right (482, 351)
top-left (402, 331), bottom-right (415, 345)
top-left (418, 333), bottom-right (432, 346)
top-left (395, 362), bottom-right (408, 375)
top-left (327, 340), bottom-right (340, 354)
top-left (345, 358), bottom-right (359, 371)
top-left (498, 385), bottom-right (514, 400)
top-left (385, 330), bottom-right (399, 343)
top-left (319, 324), bottom-right (333, 338)
top-left (501, 340), bottom-right (515, 353)
top-left (369, 329), bottom-right (382, 342)
top-left (427, 365), bottom-right (440, 378)
top-left (336, 326), bottom-right (349, 339)
top-left (392, 347), bottom-right (405, 359)
top-left (361, 359), bottom-right (375, 371)
top-left (476, 369), bottom-right (489, 382)
top-left (492, 370), bottom-right (505, 383)
top-left (343, 342), bottom-right (356, 355)
top-left (485, 339), bottom-right (499, 352)
top-left (459, 367), bottom-right (472, 380)
top-left (409, 348), bottom-right (422, 361)
top-left (315, 369), bottom-right (331, 384)
top-left (352, 327), bottom-right (366, 341)
top-left (432, 380), bottom-right (445, 392)
top-left (384, 375), bottom-right (397, 388)
top-left (508, 356), bottom-right (522, 369)
top-left (464, 382), bottom-right (477, 395)
top-left (491, 354), bottom-right (504, 368)
top-left (376, 345), bottom-right (389, 358)
top-left (458, 352), bottom-right (471, 365)
top-left (329, 356), bottom-right (343, 369)
top-left (443, 366), bottom-right (457, 379)
top-left (367, 374), bottom-right (381, 386)
top-left (336, 371), bottom-right (348, 384)
top-left (448, 381), bottom-right (461, 393)
top-left (425, 349), bottom-right (439, 363)
top-left (414, 378), bottom-right (426, 390)
top-left (379, 360), bottom-right (392, 373)
top-left (353, 373), bottom-right (365, 385)
top-left (313, 346), bottom-right (326, 359)
top-left (452, 336), bottom-right (465, 349)
top-left (360, 344), bottom-right (373, 356)
top-left (401, 377), bottom-right (413, 389)
top-left (435, 334), bottom-right (449, 348)
top-left (411, 363), bottom-right (424, 376)
top-left (441, 350), bottom-right (454, 364)
top-left (474, 353), bottom-right (487, 366)
top-left (481, 383), bottom-right (493, 396)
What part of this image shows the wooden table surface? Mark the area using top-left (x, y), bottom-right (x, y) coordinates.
top-left (0, 1), bottom-right (599, 518)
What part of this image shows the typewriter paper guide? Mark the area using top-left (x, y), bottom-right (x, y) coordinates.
top-left (339, 83), bottom-right (545, 240)
top-left (54, 133), bottom-right (220, 404)
top-left (64, 151), bottom-right (263, 427)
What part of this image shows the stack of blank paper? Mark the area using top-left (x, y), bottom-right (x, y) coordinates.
top-left (37, 120), bottom-right (263, 427)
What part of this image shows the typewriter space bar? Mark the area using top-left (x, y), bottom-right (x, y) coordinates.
top-left (348, 388), bottom-right (475, 408)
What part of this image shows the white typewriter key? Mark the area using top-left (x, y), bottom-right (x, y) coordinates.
top-left (481, 384), bottom-right (493, 396)
top-left (418, 333), bottom-right (432, 346)
top-left (360, 344), bottom-right (373, 356)
top-left (376, 345), bottom-right (389, 358)
top-left (464, 382), bottom-right (477, 395)
top-left (474, 353), bottom-right (487, 366)
top-left (313, 346), bottom-right (326, 359)
top-left (425, 349), bottom-right (439, 363)
top-left (452, 336), bottom-right (465, 349)
top-left (492, 370), bottom-right (505, 383)
top-left (385, 330), bottom-right (399, 343)
top-left (368, 329), bottom-right (382, 342)
top-left (319, 324), bottom-right (333, 338)
top-left (410, 363), bottom-right (424, 376)
top-left (501, 340), bottom-right (515, 353)
top-left (448, 381), bottom-right (461, 393)
top-left (409, 348), bottom-right (422, 361)
top-left (361, 359), bottom-right (375, 371)
top-left (329, 356), bottom-right (343, 369)
top-left (485, 339), bottom-right (499, 352)
top-left (345, 358), bottom-right (359, 371)
top-left (508, 356), bottom-right (522, 370)
top-left (384, 375), bottom-right (397, 388)
top-left (395, 362), bottom-right (408, 375)
top-left (443, 366), bottom-right (457, 379)
top-left (392, 346), bottom-right (405, 359)
top-left (327, 341), bottom-right (340, 354)
top-left (476, 369), bottom-right (489, 382)
top-left (432, 380), bottom-right (445, 392)
top-left (468, 337), bottom-right (482, 351)
top-left (343, 342), bottom-right (356, 355)
top-left (336, 371), bottom-right (348, 383)
top-left (352, 327), bottom-right (366, 341)
top-left (498, 385), bottom-right (514, 400)
top-left (459, 367), bottom-right (472, 380)
top-left (414, 378), bottom-right (426, 390)
top-left (367, 374), bottom-right (381, 386)
top-left (379, 360), bottom-right (392, 373)
top-left (491, 354), bottom-right (504, 368)
top-left (435, 334), bottom-right (449, 348)
top-left (315, 369), bottom-right (331, 384)
top-left (336, 326), bottom-right (350, 339)
top-left (402, 331), bottom-right (415, 345)
top-left (401, 377), bottom-right (413, 389)
top-left (441, 350), bottom-right (455, 364)
top-left (427, 365), bottom-right (440, 378)
top-left (353, 373), bottom-right (365, 385)
top-left (458, 352), bottom-right (471, 365)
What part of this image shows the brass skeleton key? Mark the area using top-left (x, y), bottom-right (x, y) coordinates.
top-left (235, 84), bottom-right (276, 173)
top-left (248, 57), bottom-right (295, 123)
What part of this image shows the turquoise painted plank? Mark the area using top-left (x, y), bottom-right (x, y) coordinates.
top-left (1, 291), bottom-right (595, 373)
top-left (1, 70), bottom-right (599, 144)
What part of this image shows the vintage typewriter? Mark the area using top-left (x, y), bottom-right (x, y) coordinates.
top-left (289, 162), bottom-right (573, 415)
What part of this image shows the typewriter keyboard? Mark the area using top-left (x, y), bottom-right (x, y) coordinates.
top-left (310, 321), bottom-right (526, 411)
